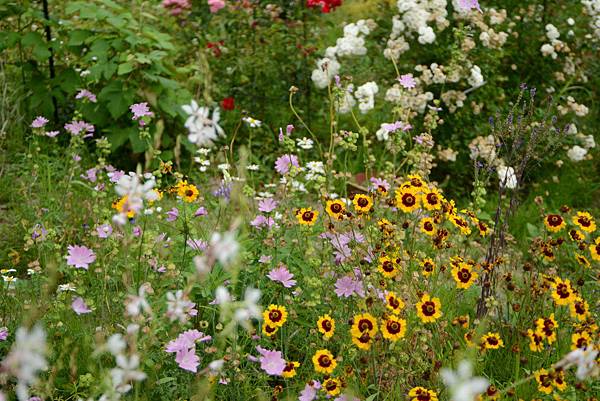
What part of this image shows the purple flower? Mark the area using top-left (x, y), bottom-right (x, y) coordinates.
top-left (130, 102), bottom-right (154, 125)
top-left (133, 225), bottom-right (143, 237)
top-left (256, 346), bottom-right (285, 376)
top-left (108, 170), bottom-right (125, 183)
top-left (458, 0), bottom-right (482, 12)
top-left (45, 130), bottom-right (60, 138)
top-left (299, 381), bottom-right (321, 401)
top-left (258, 198), bottom-right (278, 213)
top-left (75, 89), bottom-right (97, 103)
top-left (187, 239), bottom-right (208, 251)
top-left (31, 116), bottom-right (48, 128)
top-left (381, 120), bottom-right (409, 133)
top-left (175, 348), bottom-right (200, 372)
top-left (274, 154), bottom-right (299, 175)
top-left (286, 124), bottom-right (294, 135)
top-left (165, 330), bottom-right (211, 353)
top-left (334, 276), bottom-right (357, 297)
top-left (213, 181), bottom-right (231, 200)
top-left (97, 224), bottom-right (113, 238)
top-left (398, 74), bottom-right (416, 89)
top-left (31, 224), bottom-right (47, 241)
top-left (64, 120), bottom-right (95, 137)
top-left (66, 245), bottom-right (96, 269)
top-left (250, 215), bottom-right (276, 229)
top-left (81, 168), bottom-right (98, 182)
top-left (258, 255), bottom-right (272, 264)
top-left (28, 398), bottom-right (42, 401)
top-left (369, 177), bottom-right (390, 192)
top-left (166, 207), bottom-right (179, 222)
top-left (267, 265), bottom-right (296, 288)
top-left (194, 206), bottom-right (208, 217)
top-left (0, 327), bottom-right (8, 341)
top-left (71, 297), bottom-right (92, 315)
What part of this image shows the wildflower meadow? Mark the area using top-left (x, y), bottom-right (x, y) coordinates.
top-left (0, 0), bottom-right (599, 400)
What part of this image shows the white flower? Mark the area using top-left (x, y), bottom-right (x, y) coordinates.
top-left (545, 24), bottom-right (560, 41)
top-left (233, 287), bottom-right (262, 326)
top-left (182, 100), bottom-right (225, 147)
top-left (468, 65), bottom-right (484, 88)
top-left (1, 325), bottom-right (47, 401)
top-left (497, 166), bottom-right (518, 189)
top-left (355, 81), bottom-right (379, 114)
top-left (106, 334), bottom-right (126, 356)
top-left (111, 354), bottom-right (146, 394)
top-left (336, 85), bottom-right (357, 114)
top-left (418, 26), bottom-right (436, 44)
top-left (125, 284), bottom-right (152, 317)
top-left (243, 116), bottom-right (262, 127)
top-left (210, 231), bottom-right (239, 267)
top-left (556, 347), bottom-right (599, 380)
top-left (311, 57), bottom-right (340, 89)
top-left (540, 43), bottom-right (557, 59)
top-left (567, 145), bottom-right (587, 161)
top-left (57, 283), bottom-right (77, 292)
top-left (166, 290), bottom-right (197, 323)
top-left (114, 173), bottom-right (158, 224)
top-left (208, 359), bottom-right (224, 372)
top-left (247, 164), bottom-right (260, 171)
top-left (441, 361), bottom-right (489, 401)
top-left (296, 137), bottom-right (314, 150)
top-left (582, 135), bottom-right (595, 149)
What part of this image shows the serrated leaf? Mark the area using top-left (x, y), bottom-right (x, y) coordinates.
top-left (117, 62), bottom-right (134, 75)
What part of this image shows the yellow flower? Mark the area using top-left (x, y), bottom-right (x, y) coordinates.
top-left (351, 331), bottom-right (373, 350)
top-left (378, 218), bottom-right (395, 237)
top-left (450, 214), bottom-right (472, 235)
top-left (452, 262), bottom-right (478, 289)
top-left (262, 304), bottom-right (287, 327)
top-left (381, 316), bottom-right (407, 341)
top-left (416, 293), bottom-right (442, 323)
top-left (527, 329), bottom-right (544, 352)
top-left (571, 331), bottom-right (591, 350)
top-left (350, 313), bottom-right (378, 337)
top-left (535, 369), bottom-right (554, 394)
top-left (573, 211), bottom-right (596, 233)
top-left (480, 332), bottom-right (504, 350)
top-left (589, 237), bottom-right (600, 261)
top-left (282, 361), bottom-right (300, 378)
top-left (317, 314), bottom-right (335, 339)
top-left (262, 324), bottom-right (279, 337)
top-left (312, 349), bottom-right (337, 374)
top-left (325, 200), bottom-right (346, 220)
top-left (406, 174), bottom-right (428, 192)
top-left (395, 188), bottom-right (421, 213)
top-left (568, 229), bottom-right (586, 242)
top-left (420, 258), bottom-right (436, 277)
top-left (322, 378), bottom-right (342, 396)
top-left (385, 291), bottom-right (405, 314)
top-left (419, 217), bottom-right (437, 236)
top-left (378, 256), bottom-right (399, 278)
top-left (535, 314), bottom-right (558, 344)
top-left (112, 196), bottom-right (136, 218)
top-left (544, 214), bottom-right (566, 232)
top-left (550, 278), bottom-right (576, 306)
top-left (408, 387), bottom-right (438, 401)
top-left (422, 188), bottom-right (443, 210)
top-left (178, 184), bottom-right (199, 202)
top-left (352, 194), bottom-right (373, 213)
top-left (296, 208), bottom-right (319, 226)
top-left (553, 369), bottom-right (567, 392)
top-left (569, 297), bottom-right (590, 321)
top-left (575, 253), bottom-right (591, 268)
top-left (477, 221), bottom-right (490, 236)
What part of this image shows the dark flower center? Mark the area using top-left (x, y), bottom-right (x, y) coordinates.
top-left (402, 193), bottom-right (415, 206)
top-left (302, 211), bottom-right (314, 221)
top-left (422, 302), bottom-right (436, 316)
top-left (318, 355), bottom-right (331, 367)
top-left (387, 320), bottom-right (401, 334)
top-left (269, 310), bottom-right (282, 321)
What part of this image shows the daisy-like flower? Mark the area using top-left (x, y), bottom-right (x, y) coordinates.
top-left (571, 331), bottom-right (591, 350)
top-left (182, 100), bottom-right (224, 146)
top-left (553, 369), bottom-right (567, 391)
top-left (351, 331), bottom-right (373, 350)
top-left (350, 313), bottom-right (378, 337)
top-left (243, 116), bottom-right (262, 127)
top-left (527, 329), bottom-right (544, 352)
top-left (130, 102), bottom-right (154, 125)
top-left (574, 254), bottom-right (590, 268)
top-left (416, 293), bottom-right (442, 323)
top-left (544, 214), bottom-right (566, 232)
top-left (395, 188), bottom-right (420, 213)
top-left (71, 297), bottom-right (92, 315)
top-left (177, 183), bottom-right (199, 203)
top-left (535, 368), bottom-right (554, 394)
top-left (352, 194), bottom-right (373, 213)
top-left (258, 198), bottom-right (278, 213)
top-left (322, 377), bottom-right (342, 396)
top-left (262, 324), bottom-right (279, 337)
top-left (422, 188), bottom-right (443, 210)
top-left (421, 258), bottom-right (436, 277)
top-left (296, 208), bottom-right (319, 226)
top-left (274, 154), bottom-right (299, 175)
top-left (317, 314), bottom-right (335, 339)
top-left (535, 314), bottom-right (558, 344)
top-left (398, 73), bottom-right (417, 89)
top-left (441, 360), bottom-right (489, 401)
top-left (31, 116), bottom-right (49, 128)
top-left (256, 346), bottom-right (285, 376)
top-left (381, 316), bottom-right (407, 341)
top-left (408, 387), bottom-right (438, 401)
top-left (569, 229), bottom-right (586, 242)
top-left (262, 304), bottom-right (287, 328)
top-left (451, 263), bottom-right (479, 289)
top-left (296, 137), bottom-right (314, 150)
top-left (569, 297), bottom-right (590, 321)
top-left (420, 217), bottom-right (437, 236)
top-left (267, 266), bottom-right (296, 288)
top-left (589, 237), bottom-right (600, 261)
top-left (312, 349), bottom-right (337, 374)
top-left (282, 361), bottom-right (300, 378)
top-left (477, 221), bottom-right (490, 236)
top-left (551, 277), bottom-right (576, 305)
top-left (325, 199), bottom-right (346, 220)
top-left (385, 291), bottom-right (405, 314)
top-left (66, 245), bottom-right (96, 269)
top-left (449, 215), bottom-right (472, 235)
top-left (480, 332), bottom-right (504, 350)
top-left (378, 255), bottom-right (399, 278)
top-left (572, 211), bottom-right (596, 233)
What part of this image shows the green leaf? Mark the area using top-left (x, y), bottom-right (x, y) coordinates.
top-left (67, 30), bottom-right (91, 46)
top-left (21, 31), bottom-right (51, 61)
top-left (0, 32), bottom-right (20, 50)
top-left (117, 62), bottom-right (134, 75)
top-left (155, 377), bottom-right (176, 385)
top-left (107, 128), bottom-right (133, 150)
top-left (526, 223), bottom-right (540, 238)
top-left (129, 129), bottom-right (148, 153)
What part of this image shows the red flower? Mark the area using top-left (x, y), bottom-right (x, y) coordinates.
top-left (206, 41), bottom-right (224, 57)
top-left (307, 0), bottom-right (341, 13)
top-left (221, 97), bottom-right (235, 111)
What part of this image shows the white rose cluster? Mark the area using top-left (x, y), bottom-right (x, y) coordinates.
top-left (581, 0), bottom-right (600, 39)
top-left (355, 82), bottom-right (379, 113)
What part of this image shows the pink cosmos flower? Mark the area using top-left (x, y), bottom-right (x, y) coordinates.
top-left (274, 154), bottom-right (299, 175)
top-left (458, 0), bottom-right (482, 12)
top-left (166, 207), bottom-right (179, 222)
top-left (194, 206), bottom-right (208, 217)
top-left (75, 89), bottom-right (97, 103)
top-left (208, 0), bottom-right (225, 13)
top-left (267, 265), bottom-right (296, 288)
top-left (369, 177), bottom-right (391, 192)
top-left (71, 297), bottom-right (92, 315)
top-left (176, 348), bottom-right (200, 372)
top-left (256, 346), bottom-right (285, 376)
top-left (66, 245), bottom-right (96, 269)
top-left (31, 116), bottom-right (48, 128)
top-left (398, 74), bottom-right (416, 89)
top-left (258, 198), bottom-right (278, 213)
top-left (64, 120), bottom-right (95, 137)
top-left (130, 102), bottom-right (154, 125)
top-left (97, 224), bottom-right (113, 238)
top-left (299, 380), bottom-right (321, 401)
